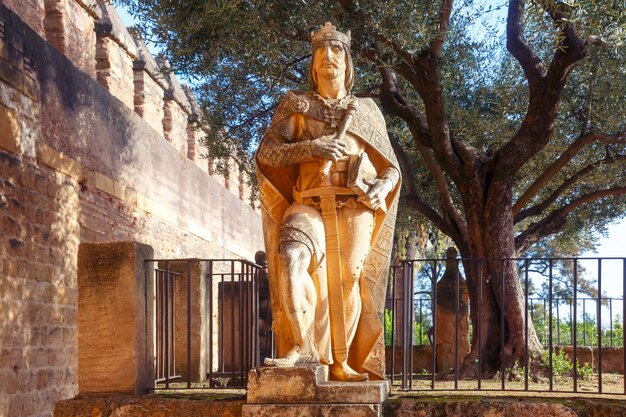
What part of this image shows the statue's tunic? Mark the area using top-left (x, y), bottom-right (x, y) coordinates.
top-left (255, 90), bottom-right (400, 379)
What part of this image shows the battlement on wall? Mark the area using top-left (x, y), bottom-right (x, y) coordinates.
top-left (1, 0), bottom-right (252, 203)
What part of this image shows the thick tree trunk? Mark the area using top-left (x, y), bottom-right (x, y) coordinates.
top-left (457, 183), bottom-right (542, 377)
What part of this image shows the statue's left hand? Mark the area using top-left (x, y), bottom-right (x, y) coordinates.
top-left (357, 178), bottom-right (393, 210)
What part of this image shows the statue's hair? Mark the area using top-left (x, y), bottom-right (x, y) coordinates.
top-left (308, 42), bottom-right (354, 93)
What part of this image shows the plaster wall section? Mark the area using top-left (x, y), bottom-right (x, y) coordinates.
top-left (43, 0), bottom-right (98, 77)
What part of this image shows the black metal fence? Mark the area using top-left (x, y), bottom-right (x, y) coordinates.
top-left (145, 258), bottom-right (270, 390)
top-left (386, 257), bottom-right (626, 394)
top-left (145, 256), bottom-right (625, 394)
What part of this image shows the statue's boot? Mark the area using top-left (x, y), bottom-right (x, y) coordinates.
top-left (264, 346), bottom-right (319, 368)
top-left (329, 361), bottom-right (369, 382)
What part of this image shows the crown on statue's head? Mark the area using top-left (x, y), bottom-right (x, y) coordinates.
top-left (311, 22), bottom-right (351, 48)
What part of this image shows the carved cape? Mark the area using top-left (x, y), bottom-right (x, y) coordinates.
top-left (255, 91), bottom-right (400, 379)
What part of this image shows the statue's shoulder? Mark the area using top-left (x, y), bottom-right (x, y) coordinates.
top-left (355, 96), bottom-right (382, 113)
top-left (277, 90), bottom-right (313, 115)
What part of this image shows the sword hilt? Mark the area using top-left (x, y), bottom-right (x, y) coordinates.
top-left (319, 100), bottom-right (358, 186)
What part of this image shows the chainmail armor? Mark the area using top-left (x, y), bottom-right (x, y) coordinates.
top-left (257, 133), bottom-right (314, 167)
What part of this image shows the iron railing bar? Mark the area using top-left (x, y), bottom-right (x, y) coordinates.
top-left (549, 259), bottom-right (553, 392)
top-left (478, 259), bottom-right (482, 391)
top-left (390, 265), bottom-right (396, 385)
top-left (409, 261), bottom-right (415, 390)
top-left (165, 261), bottom-right (170, 389)
top-left (556, 298), bottom-right (561, 347)
top-left (208, 260), bottom-right (214, 387)
top-left (231, 260), bottom-right (236, 386)
top-left (623, 259), bottom-right (626, 395)
top-left (432, 260), bottom-right (437, 391)
top-left (609, 299), bottom-right (613, 347)
top-left (583, 299), bottom-right (587, 346)
top-left (573, 260), bottom-right (578, 393)
top-left (500, 259), bottom-right (505, 391)
top-left (455, 259), bottom-right (459, 389)
top-left (220, 266), bottom-right (225, 375)
top-left (172, 271), bottom-right (177, 380)
top-left (597, 260), bottom-right (602, 393)
top-left (402, 262), bottom-right (409, 390)
top-left (187, 261), bottom-right (192, 389)
top-left (239, 268), bottom-right (245, 387)
top-left (524, 259), bottom-right (529, 391)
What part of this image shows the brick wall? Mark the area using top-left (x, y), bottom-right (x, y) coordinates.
top-left (0, 2), bottom-right (263, 416)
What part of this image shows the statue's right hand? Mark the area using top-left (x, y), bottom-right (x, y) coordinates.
top-left (310, 135), bottom-right (350, 161)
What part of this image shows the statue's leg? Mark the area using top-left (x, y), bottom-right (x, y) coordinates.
top-left (278, 241), bottom-right (317, 356)
top-left (264, 207), bottom-right (323, 367)
top-left (339, 206), bottom-right (374, 346)
top-left (328, 205), bottom-right (374, 381)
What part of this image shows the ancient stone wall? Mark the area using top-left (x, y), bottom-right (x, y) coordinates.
top-left (0, 1), bottom-right (263, 416)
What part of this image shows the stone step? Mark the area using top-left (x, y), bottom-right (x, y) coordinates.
top-left (242, 403), bottom-right (381, 417)
top-left (246, 366), bottom-right (389, 405)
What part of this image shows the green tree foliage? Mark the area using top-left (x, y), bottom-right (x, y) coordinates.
top-left (117, 0), bottom-right (625, 253)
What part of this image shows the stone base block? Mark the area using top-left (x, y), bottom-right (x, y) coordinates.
top-left (247, 366), bottom-right (389, 404)
top-left (244, 366), bottom-right (387, 417)
top-left (242, 403), bottom-right (380, 417)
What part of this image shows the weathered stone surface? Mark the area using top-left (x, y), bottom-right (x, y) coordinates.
top-left (383, 396), bottom-right (626, 417)
top-left (77, 241), bottom-right (154, 395)
top-left (247, 366), bottom-right (389, 405)
top-left (0, 105), bottom-right (20, 153)
top-left (95, 36), bottom-right (135, 109)
top-left (43, 0), bottom-right (97, 77)
top-left (54, 394), bottom-right (245, 417)
top-left (243, 403), bottom-right (381, 417)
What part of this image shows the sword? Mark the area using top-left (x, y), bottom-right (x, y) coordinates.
top-left (312, 98), bottom-right (359, 365)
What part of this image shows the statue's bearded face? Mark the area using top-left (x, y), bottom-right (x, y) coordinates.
top-left (313, 40), bottom-right (347, 82)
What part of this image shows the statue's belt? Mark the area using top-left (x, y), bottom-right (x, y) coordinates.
top-left (293, 186), bottom-right (360, 210)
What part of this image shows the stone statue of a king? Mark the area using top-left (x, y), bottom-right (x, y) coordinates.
top-left (255, 22), bottom-right (401, 382)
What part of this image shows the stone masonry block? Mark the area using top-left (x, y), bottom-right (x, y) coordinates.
top-left (43, 0), bottom-right (96, 77)
top-left (133, 69), bottom-right (165, 136)
top-left (0, 57), bottom-right (23, 89)
top-left (242, 404), bottom-right (381, 417)
top-left (77, 241), bottom-right (155, 395)
top-left (38, 143), bottom-right (81, 178)
top-left (247, 366), bottom-right (389, 405)
top-left (0, 105), bottom-right (20, 154)
top-left (95, 35), bottom-right (134, 108)
top-left (163, 99), bottom-right (188, 157)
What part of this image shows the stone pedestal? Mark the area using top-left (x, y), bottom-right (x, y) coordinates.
top-left (77, 241), bottom-right (155, 395)
top-left (242, 366), bottom-right (389, 417)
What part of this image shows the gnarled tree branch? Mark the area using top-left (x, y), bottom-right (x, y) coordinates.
top-left (513, 131), bottom-right (626, 214)
top-left (429, 0), bottom-right (454, 58)
top-left (515, 187), bottom-right (626, 253)
top-left (515, 154), bottom-right (626, 223)
top-left (506, 0), bottom-right (546, 86)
